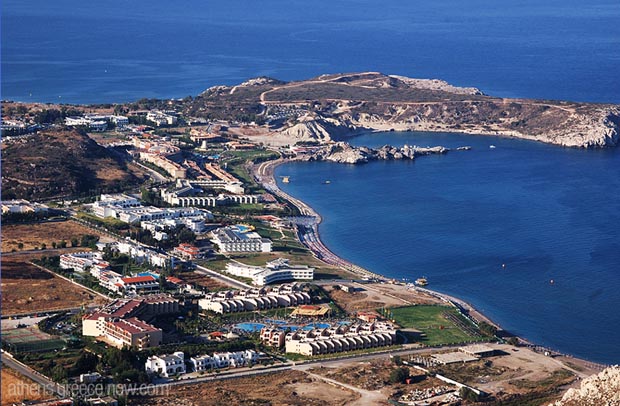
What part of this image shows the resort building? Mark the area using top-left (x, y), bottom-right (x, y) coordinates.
top-left (211, 225), bottom-right (272, 253)
top-left (60, 251), bottom-right (108, 273)
top-left (113, 241), bottom-right (173, 268)
top-left (145, 352), bottom-right (186, 377)
top-left (93, 193), bottom-right (208, 224)
top-left (160, 178), bottom-right (258, 207)
top-left (198, 284), bottom-right (311, 314)
top-left (173, 243), bottom-right (211, 260)
top-left (1, 199), bottom-right (48, 215)
top-left (117, 275), bottom-right (160, 295)
top-left (278, 322), bottom-right (397, 356)
top-left (190, 350), bottom-right (259, 371)
top-left (224, 258), bottom-right (314, 286)
top-left (82, 295), bottom-right (178, 349)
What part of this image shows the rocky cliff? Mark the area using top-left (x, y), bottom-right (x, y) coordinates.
top-left (549, 366), bottom-right (620, 406)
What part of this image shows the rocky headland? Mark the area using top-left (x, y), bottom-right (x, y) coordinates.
top-left (186, 72), bottom-right (620, 148)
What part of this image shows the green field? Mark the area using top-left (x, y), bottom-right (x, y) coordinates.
top-left (390, 305), bottom-right (485, 346)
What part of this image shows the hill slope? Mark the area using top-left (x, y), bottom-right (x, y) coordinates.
top-left (1, 129), bottom-right (141, 200)
top-left (185, 72), bottom-right (620, 148)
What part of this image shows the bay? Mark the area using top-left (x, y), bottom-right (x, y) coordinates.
top-left (275, 132), bottom-right (620, 364)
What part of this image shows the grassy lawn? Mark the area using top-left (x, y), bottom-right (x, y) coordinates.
top-left (390, 305), bottom-right (485, 346)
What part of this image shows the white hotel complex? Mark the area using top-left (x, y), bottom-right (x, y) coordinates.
top-left (261, 322), bottom-right (397, 356)
top-left (93, 193), bottom-right (208, 225)
top-left (224, 258), bottom-right (314, 286)
top-left (211, 225), bottom-right (272, 253)
top-left (198, 284), bottom-right (311, 314)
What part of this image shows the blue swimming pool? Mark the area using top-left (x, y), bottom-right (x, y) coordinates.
top-left (235, 322), bottom-right (266, 332)
top-left (264, 319), bottom-right (288, 325)
top-left (302, 322), bottom-right (330, 330)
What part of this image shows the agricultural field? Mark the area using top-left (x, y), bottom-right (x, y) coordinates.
top-left (1, 367), bottom-right (53, 406)
top-left (390, 305), bottom-right (485, 346)
top-left (1, 256), bottom-right (106, 316)
top-left (1, 220), bottom-right (108, 252)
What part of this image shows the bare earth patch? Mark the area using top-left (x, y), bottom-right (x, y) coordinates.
top-left (1, 367), bottom-right (52, 406)
top-left (128, 370), bottom-right (359, 406)
top-left (1, 220), bottom-right (106, 252)
top-left (1, 257), bottom-right (106, 315)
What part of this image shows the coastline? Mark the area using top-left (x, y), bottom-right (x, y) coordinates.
top-left (251, 157), bottom-right (611, 370)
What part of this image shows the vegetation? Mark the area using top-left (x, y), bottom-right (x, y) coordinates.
top-left (1, 129), bottom-right (141, 200)
top-left (389, 305), bottom-right (486, 346)
top-left (389, 367), bottom-right (410, 384)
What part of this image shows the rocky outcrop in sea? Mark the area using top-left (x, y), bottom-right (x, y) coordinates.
top-left (302, 142), bottom-right (467, 164)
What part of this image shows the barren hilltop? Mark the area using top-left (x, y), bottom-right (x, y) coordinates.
top-left (186, 72), bottom-right (620, 148)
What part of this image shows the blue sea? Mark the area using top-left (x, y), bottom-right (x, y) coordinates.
top-left (3, 0), bottom-right (620, 363)
top-left (276, 133), bottom-right (620, 364)
top-left (2, 0), bottom-right (619, 104)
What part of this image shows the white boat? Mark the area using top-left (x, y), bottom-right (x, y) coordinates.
top-left (489, 145), bottom-right (496, 149)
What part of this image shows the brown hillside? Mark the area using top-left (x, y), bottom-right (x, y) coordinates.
top-left (1, 129), bottom-right (141, 200)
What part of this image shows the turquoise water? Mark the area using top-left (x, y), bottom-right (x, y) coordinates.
top-left (276, 132), bottom-right (620, 364)
top-left (303, 323), bottom-right (331, 330)
top-left (235, 322), bottom-right (266, 332)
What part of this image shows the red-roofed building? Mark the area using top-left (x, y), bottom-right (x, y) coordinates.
top-left (118, 275), bottom-right (159, 294)
top-left (173, 243), bottom-right (207, 260)
top-left (82, 295), bottom-right (178, 349)
top-left (357, 311), bottom-right (380, 323)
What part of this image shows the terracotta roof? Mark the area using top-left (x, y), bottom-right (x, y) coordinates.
top-left (166, 276), bottom-right (183, 284)
top-left (122, 275), bottom-right (157, 284)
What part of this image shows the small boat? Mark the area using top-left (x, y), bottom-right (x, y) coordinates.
top-left (282, 176), bottom-right (290, 183)
top-left (415, 277), bottom-right (428, 286)
top-left (489, 145), bottom-right (496, 149)
top-left (323, 180), bottom-right (331, 184)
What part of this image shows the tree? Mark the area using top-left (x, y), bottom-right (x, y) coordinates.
top-left (478, 321), bottom-right (498, 337)
top-left (59, 240), bottom-right (67, 248)
top-left (71, 237), bottom-right (79, 247)
top-left (17, 242), bottom-right (24, 250)
top-left (389, 367), bottom-right (410, 384)
top-left (459, 387), bottom-right (481, 402)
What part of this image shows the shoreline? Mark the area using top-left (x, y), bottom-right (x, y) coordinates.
top-left (251, 156), bottom-right (611, 369)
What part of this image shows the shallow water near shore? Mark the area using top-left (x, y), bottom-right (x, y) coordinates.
top-left (276, 131), bottom-right (620, 364)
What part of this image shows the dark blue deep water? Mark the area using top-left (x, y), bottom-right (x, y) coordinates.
top-left (2, 0), bottom-right (620, 103)
top-left (3, 0), bottom-right (620, 363)
top-left (276, 133), bottom-right (620, 364)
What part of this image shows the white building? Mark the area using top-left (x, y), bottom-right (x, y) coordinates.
top-left (281, 322), bottom-right (397, 356)
top-left (198, 284), bottom-right (311, 314)
top-left (190, 350), bottom-right (259, 371)
top-left (225, 258), bottom-right (314, 286)
top-left (145, 352), bottom-right (186, 377)
top-left (1, 199), bottom-right (48, 215)
top-left (211, 225), bottom-right (271, 253)
top-left (114, 241), bottom-right (173, 268)
top-left (60, 252), bottom-right (108, 273)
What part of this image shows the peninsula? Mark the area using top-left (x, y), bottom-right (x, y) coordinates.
top-left (186, 72), bottom-right (620, 148)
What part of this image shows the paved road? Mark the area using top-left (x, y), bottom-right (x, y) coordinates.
top-left (1, 350), bottom-right (66, 398)
top-left (194, 265), bottom-right (253, 290)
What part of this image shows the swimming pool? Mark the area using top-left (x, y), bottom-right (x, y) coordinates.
top-left (235, 322), bottom-right (266, 332)
top-left (302, 322), bottom-right (330, 330)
